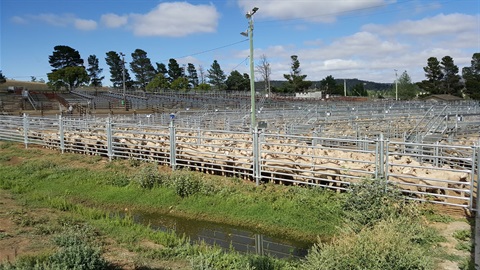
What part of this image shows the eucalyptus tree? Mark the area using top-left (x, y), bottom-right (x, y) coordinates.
top-left (130, 49), bottom-right (156, 90)
top-left (207, 60), bottom-right (226, 90)
top-left (462, 53), bottom-right (480, 100)
top-left (226, 70), bottom-right (250, 91)
top-left (198, 65), bottom-right (206, 85)
top-left (86, 55), bottom-right (104, 88)
top-left (255, 54), bottom-right (271, 93)
top-left (146, 74), bottom-right (170, 92)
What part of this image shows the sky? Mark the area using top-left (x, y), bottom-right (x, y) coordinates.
top-left (1, 0), bottom-right (479, 86)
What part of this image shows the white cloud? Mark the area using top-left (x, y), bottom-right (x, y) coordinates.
top-left (15, 13), bottom-right (97, 31)
top-left (74, 19), bottom-right (97, 31)
top-left (101, 13), bottom-right (128, 28)
top-left (129, 2), bottom-right (219, 37)
top-left (11, 16), bottom-right (27, 24)
top-left (237, 0), bottom-right (389, 22)
top-left (363, 13), bottom-right (478, 37)
top-left (31, 13), bottom-right (75, 27)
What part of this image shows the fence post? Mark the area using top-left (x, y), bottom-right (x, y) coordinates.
top-left (23, 113), bottom-right (28, 148)
top-left (253, 127), bottom-right (261, 186)
top-left (473, 144), bottom-right (480, 269)
top-left (375, 133), bottom-right (387, 180)
top-left (169, 114), bottom-right (177, 170)
top-left (106, 117), bottom-right (113, 161)
top-left (59, 115), bottom-right (65, 153)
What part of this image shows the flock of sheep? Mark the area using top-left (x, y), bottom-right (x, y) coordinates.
top-left (23, 121), bottom-right (474, 209)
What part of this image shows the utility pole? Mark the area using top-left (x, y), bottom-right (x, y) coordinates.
top-left (242, 7), bottom-right (259, 130)
top-left (120, 52), bottom-right (127, 111)
top-left (394, 69), bottom-right (398, 101)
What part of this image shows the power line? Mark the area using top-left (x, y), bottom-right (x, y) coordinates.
top-left (159, 39), bottom-right (248, 63)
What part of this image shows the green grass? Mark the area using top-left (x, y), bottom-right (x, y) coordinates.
top-left (0, 141), bottom-right (464, 269)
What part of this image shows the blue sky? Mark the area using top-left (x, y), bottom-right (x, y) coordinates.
top-left (1, 0), bottom-right (479, 86)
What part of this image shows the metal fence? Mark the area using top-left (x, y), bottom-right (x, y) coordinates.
top-left (0, 114), bottom-right (478, 211)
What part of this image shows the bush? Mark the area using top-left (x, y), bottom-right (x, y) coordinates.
top-left (171, 170), bottom-right (204, 198)
top-left (134, 164), bottom-right (164, 189)
top-left (301, 218), bottom-right (434, 270)
top-left (342, 179), bottom-right (419, 231)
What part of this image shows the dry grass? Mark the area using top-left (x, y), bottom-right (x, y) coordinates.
top-left (1, 80), bottom-right (50, 91)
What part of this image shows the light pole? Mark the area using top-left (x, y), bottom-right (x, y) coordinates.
top-left (120, 52), bottom-right (127, 111)
top-left (241, 7), bottom-right (259, 130)
top-left (394, 69), bottom-right (398, 101)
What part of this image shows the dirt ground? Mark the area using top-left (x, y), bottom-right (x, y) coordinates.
top-left (0, 189), bottom-right (191, 269)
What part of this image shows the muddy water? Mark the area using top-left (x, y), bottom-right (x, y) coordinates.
top-left (132, 211), bottom-right (312, 259)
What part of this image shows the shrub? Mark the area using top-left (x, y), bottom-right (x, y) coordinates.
top-left (134, 164), bottom-right (164, 189)
top-left (301, 218), bottom-right (434, 270)
top-left (342, 179), bottom-right (419, 231)
top-left (170, 170), bottom-right (203, 198)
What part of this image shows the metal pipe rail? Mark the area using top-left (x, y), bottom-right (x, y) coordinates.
top-left (0, 114), bottom-right (478, 211)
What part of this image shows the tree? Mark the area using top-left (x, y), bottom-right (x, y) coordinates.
top-left (0, 70), bottom-right (6, 83)
top-left (207, 60), bottom-right (226, 90)
top-left (146, 74), bottom-right (170, 92)
top-left (156, 63), bottom-right (168, 76)
top-left (186, 63), bottom-right (199, 88)
top-left (31, 76), bottom-right (37, 82)
top-left (48, 45), bottom-right (84, 72)
top-left (86, 55), bottom-right (104, 88)
top-left (419, 57), bottom-right (443, 95)
top-left (225, 70), bottom-right (250, 91)
top-left (462, 53), bottom-right (480, 100)
top-left (282, 55), bottom-right (312, 93)
top-left (47, 66), bottom-right (89, 91)
top-left (320, 75), bottom-right (338, 95)
top-left (167, 59), bottom-right (183, 83)
top-left (48, 45), bottom-right (85, 91)
top-left (396, 71), bottom-right (418, 100)
top-left (255, 54), bottom-right (271, 94)
top-left (105, 51), bottom-right (133, 88)
top-left (440, 56), bottom-right (462, 96)
top-left (350, 83), bottom-right (368, 96)
top-left (130, 49), bottom-right (156, 90)
top-left (198, 65), bottom-right (206, 85)
top-left (170, 77), bottom-right (189, 90)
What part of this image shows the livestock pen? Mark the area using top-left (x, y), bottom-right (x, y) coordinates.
top-left (0, 113), bottom-right (478, 211)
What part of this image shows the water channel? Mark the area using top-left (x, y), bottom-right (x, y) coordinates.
top-left (132, 211), bottom-right (312, 259)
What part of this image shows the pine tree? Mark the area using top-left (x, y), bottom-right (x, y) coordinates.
top-left (105, 51), bottom-right (133, 88)
top-left (167, 59), bottom-right (183, 83)
top-left (87, 55), bottom-right (104, 88)
top-left (462, 53), bottom-right (480, 99)
top-left (419, 57), bottom-right (443, 95)
top-left (130, 49), bottom-right (156, 90)
top-left (47, 45), bottom-right (86, 91)
top-left (207, 60), bottom-right (226, 90)
top-left (282, 55), bottom-right (312, 93)
top-left (186, 63), bottom-right (199, 88)
top-left (440, 56), bottom-right (462, 96)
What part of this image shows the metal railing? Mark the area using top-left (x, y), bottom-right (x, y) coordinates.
top-left (0, 114), bottom-right (478, 211)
